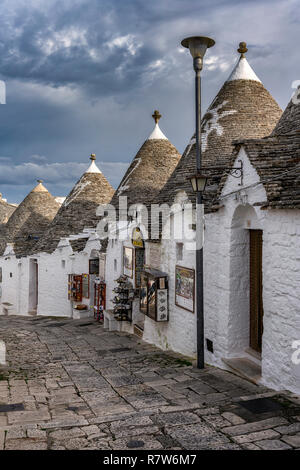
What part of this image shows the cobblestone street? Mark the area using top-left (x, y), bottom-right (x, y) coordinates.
top-left (0, 316), bottom-right (299, 451)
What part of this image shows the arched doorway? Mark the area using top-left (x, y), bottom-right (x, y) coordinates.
top-left (228, 204), bottom-right (264, 357)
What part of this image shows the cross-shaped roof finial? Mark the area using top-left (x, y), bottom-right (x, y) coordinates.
top-left (152, 110), bottom-right (161, 124)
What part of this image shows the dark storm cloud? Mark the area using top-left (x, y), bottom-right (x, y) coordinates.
top-left (0, 0), bottom-right (298, 203)
top-left (0, 0), bottom-right (160, 96)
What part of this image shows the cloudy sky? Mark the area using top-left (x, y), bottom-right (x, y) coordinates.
top-left (0, 0), bottom-right (298, 203)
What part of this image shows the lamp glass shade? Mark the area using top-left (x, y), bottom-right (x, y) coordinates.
top-left (181, 36), bottom-right (215, 59)
top-left (189, 173), bottom-right (208, 192)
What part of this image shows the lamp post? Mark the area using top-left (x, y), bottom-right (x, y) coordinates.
top-left (181, 36), bottom-right (215, 369)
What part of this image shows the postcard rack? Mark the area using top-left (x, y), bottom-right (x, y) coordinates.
top-left (112, 275), bottom-right (134, 322)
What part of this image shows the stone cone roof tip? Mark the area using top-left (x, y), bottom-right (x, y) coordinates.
top-left (147, 122), bottom-right (168, 140)
top-left (152, 42), bottom-right (282, 215)
top-left (110, 110), bottom-right (181, 209)
top-left (85, 153), bottom-right (102, 174)
top-left (33, 154), bottom-right (115, 254)
top-left (226, 55), bottom-right (261, 83)
top-left (31, 181), bottom-right (49, 193)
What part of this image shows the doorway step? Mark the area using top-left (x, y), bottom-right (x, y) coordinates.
top-left (28, 309), bottom-right (37, 316)
top-left (222, 356), bottom-right (261, 385)
top-left (103, 309), bottom-right (121, 331)
top-left (72, 308), bottom-right (93, 320)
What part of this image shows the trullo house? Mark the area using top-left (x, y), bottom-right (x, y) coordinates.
top-left (99, 44), bottom-right (300, 394)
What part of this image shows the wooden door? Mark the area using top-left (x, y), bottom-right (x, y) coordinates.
top-left (249, 230), bottom-right (263, 353)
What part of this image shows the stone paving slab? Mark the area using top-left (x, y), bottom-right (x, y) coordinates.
top-left (0, 316), bottom-right (299, 450)
top-left (255, 439), bottom-right (292, 450)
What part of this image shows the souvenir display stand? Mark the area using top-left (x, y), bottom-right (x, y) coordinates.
top-left (140, 267), bottom-right (169, 322)
top-left (112, 275), bottom-right (134, 322)
top-left (94, 278), bottom-right (106, 322)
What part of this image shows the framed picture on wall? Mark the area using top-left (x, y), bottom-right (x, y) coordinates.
top-left (175, 266), bottom-right (195, 313)
top-left (123, 246), bottom-right (133, 278)
top-left (89, 258), bottom-right (99, 275)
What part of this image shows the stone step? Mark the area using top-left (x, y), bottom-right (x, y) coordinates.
top-left (28, 309), bottom-right (37, 316)
top-left (1, 302), bottom-right (14, 316)
top-left (72, 308), bottom-right (93, 320)
top-left (222, 357), bottom-right (262, 385)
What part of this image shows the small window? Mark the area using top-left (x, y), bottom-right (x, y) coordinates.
top-left (114, 259), bottom-right (117, 271)
top-left (206, 339), bottom-right (214, 353)
top-left (61, 260), bottom-right (66, 269)
top-left (176, 243), bottom-right (183, 261)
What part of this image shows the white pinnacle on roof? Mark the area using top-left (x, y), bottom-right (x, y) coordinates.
top-left (226, 56), bottom-right (261, 83)
top-left (147, 110), bottom-right (168, 140)
top-left (148, 122), bottom-right (168, 140)
top-left (85, 153), bottom-right (102, 174)
top-left (32, 180), bottom-right (48, 192)
top-left (226, 42), bottom-right (261, 83)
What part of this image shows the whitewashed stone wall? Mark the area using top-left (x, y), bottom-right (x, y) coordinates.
top-left (104, 237), bottom-right (138, 335)
top-left (141, 146), bottom-right (300, 394)
top-left (38, 234), bottom-right (102, 318)
top-left (37, 242), bottom-right (73, 317)
top-left (0, 233), bottom-right (102, 318)
top-left (143, 202), bottom-right (197, 356)
top-left (0, 255), bottom-right (31, 315)
top-left (262, 209), bottom-right (300, 394)
top-left (143, 237), bottom-right (197, 356)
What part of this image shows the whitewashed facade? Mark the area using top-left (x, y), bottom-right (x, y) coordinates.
top-left (141, 148), bottom-right (300, 394)
top-left (0, 157), bottom-right (113, 320)
top-left (101, 50), bottom-right (300, 394)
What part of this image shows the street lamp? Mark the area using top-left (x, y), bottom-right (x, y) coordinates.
top-left (182, 35), bottom-right (215, 369)
top-left (189, 172), bottom-right (208, 193)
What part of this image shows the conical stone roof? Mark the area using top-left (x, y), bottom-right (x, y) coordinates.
top-left (217, 85), bottom-right (300, 211)
top-left (34, 155), bottom-right (115, 253)
top-left (272, 85), bottom-right (300, 135)
top-left (109, 110), bottom-right (181, 213)
top-left (0, 181), bottom-right (60, 257)
top-left (153, 43), bottom-right (282, 213)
